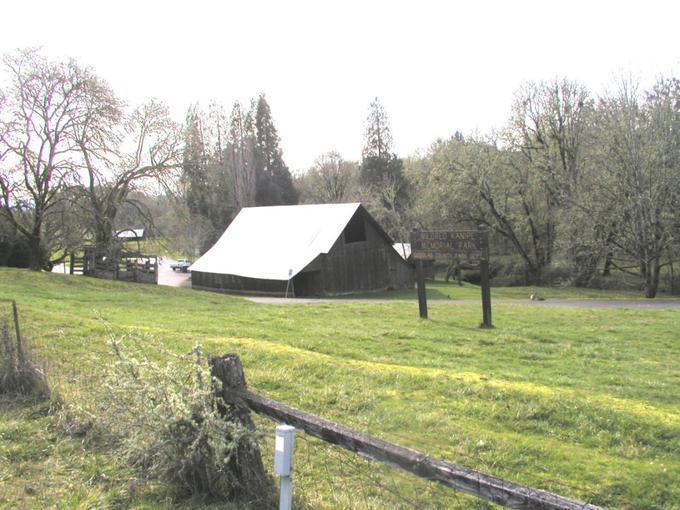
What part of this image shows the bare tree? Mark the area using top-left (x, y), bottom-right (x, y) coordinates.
top-left (360, 172), bottom-right (413, 242)
top-left (407, 136), bottom-right (555, 283)
top-left (73, 99), bottom-right (183, 250)
top-left (300, 151), bottom-right (356, 204)
top-left (509, 80), bottom-right (591, 199)
top-left (589, 77), bottom-right (680, 297)
top-left (508, 79), bottom-right (595, 283)
top-left (228, 101), bottom-right (256, 210)
top-left (0, 49), bottom-right (104, 269)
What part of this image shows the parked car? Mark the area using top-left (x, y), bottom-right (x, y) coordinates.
top-left (171, 259), bottom-right (192, 272)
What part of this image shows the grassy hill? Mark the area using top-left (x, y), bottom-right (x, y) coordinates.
top-left (0, 268), bottom-right (678, 508)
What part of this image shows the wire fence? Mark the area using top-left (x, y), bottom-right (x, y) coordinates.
top-left (2, 316), bottom-right (597, 509)
top-left (254, 416), bottom-right (483, 509)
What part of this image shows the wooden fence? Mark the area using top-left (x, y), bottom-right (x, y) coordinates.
top-left (211, 354), bottom-right (602, 510)
top-left (70, 248), bottom-right (158, 284)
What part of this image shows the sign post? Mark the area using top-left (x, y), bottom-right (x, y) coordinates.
top-left (478, 230), bottom-right (493, 328)
top-left (410, 229), bottom-right (493, 328)
top-left (415, 259), bottom-right (428, 319)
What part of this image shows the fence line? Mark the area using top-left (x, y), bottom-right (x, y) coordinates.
top-left (211, 354), bottom-right (602, 510)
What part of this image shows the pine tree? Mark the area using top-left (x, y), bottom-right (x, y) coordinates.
top-left (360, 97), bottom-right (404, 187)
top-left (253, 94), bottom-right (298, 206)
top-left (358, 98), bottom-right (411, 239)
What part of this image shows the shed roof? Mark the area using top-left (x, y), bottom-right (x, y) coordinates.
top-left (393, 242), bottom-right (411, 260)
top-left (190, 203), bottom-right (385, 281)
top-left (116, 228), bottom-right (145, 240)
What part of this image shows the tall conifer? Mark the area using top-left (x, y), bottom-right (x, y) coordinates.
top-left (253, 94), bottom-right (298, 205)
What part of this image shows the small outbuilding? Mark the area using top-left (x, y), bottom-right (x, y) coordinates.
top-left (190, 203), bottom-right (414, 296)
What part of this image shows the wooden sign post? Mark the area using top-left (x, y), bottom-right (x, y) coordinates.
top-left (478, 230), bottom-right (493, 328)
top-left (415, 259), bottom-right (428, 318)
top-left (410, 229), bottom-right (493, 328)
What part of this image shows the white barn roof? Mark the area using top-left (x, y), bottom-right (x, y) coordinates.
top-left (190, 203), bottom-right (364, 281)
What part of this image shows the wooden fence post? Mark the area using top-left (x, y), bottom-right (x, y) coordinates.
top-left (210, 354), bottom-right (273, 502)
top-left (11, 300), bottom-right (23, 364)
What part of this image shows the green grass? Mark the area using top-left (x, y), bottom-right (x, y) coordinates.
top-left (0, 268), bottom-right (679, 509)
top-left (344, 279), bottom-right (680, 301)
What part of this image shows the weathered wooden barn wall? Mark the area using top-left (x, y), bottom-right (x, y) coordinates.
top-left (293, 210), bottom-right (414, 296)
top-left (192, 271), bottom-right (288, 295)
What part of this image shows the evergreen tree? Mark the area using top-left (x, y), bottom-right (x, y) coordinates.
top-left (253, 94), bottom-right (298, 205)
top-left (360, 97), bottom-right (405, 187)
top-left (181, 105), bottom-right (236, 249)
top-left (183, 106), bottom-right (211, 220)
top-left (359, 98), bottom-right (409, 239)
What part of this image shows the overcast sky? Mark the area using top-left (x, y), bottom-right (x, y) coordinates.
top-left (1, 0), bottom-right (678, 172)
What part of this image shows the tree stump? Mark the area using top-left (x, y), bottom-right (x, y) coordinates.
top-left (210, 354), bottom-right (273, 506)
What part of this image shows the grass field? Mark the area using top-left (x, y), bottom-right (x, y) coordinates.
top-left (345, 278), bottom-right (680, 301)
top-left (0, 268), bottom-right (678, 509)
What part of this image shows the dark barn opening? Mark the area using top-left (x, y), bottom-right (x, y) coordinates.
top-left (293, 270), bottom-right (323, 297)
top-left (344, 213), bottom-right (366, 243)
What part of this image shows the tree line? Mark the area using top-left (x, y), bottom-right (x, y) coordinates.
top-left (180, 95), bottom-right (297, 251)
top-left (1, 49), bottom-right (678, 297)
top-left (297, 81), bottom-right (679, 298)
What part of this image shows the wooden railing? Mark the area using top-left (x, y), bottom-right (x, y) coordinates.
top-left (211, 354), bottom-right (602, 510)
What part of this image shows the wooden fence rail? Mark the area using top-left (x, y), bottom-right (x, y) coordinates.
top-left (211, 354), bottom-right (602, 510)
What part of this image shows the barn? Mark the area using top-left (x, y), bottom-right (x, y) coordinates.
top-left (190, 203), bottom-right (414, 296)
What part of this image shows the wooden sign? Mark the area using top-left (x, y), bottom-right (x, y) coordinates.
top-left (411, 230), bottom-right (485, 258)
top-left (410, 229), bottom-right (493, 328)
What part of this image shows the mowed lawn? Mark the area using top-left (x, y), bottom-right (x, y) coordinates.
top-left (0, 268), bottom-right (679, 509)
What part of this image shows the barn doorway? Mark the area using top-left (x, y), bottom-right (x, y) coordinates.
top-left (293, 271), bottom-right (323, 297)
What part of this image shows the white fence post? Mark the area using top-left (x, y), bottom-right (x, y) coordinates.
top-left (275, 424), bottom-right (296, 510)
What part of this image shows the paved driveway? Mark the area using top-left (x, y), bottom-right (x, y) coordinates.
top-left (157, 258), bottom-right (192, 288)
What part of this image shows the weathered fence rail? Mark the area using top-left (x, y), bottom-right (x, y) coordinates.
top-left (211, 354), bottom-right (602, 510)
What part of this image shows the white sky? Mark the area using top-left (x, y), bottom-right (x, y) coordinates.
top-left (1, 0), bottom-right (678, 172)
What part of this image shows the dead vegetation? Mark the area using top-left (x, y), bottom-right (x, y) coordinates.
top-left (0, 300), bottom-right (49, 398)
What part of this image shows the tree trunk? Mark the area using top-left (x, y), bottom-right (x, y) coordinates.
top-left (644, 257), bottom-right (661, 299)
top-left (525, 263), bottom-right (542, 285)
top-left (26, 235), bottom-right (46, 271)
top-left (573, 247), bottom-right (599, 287)
top-left (602, 251), bottom-right (613, 277)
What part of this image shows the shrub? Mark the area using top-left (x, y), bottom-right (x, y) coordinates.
top-left (540, 264), bottom-right (575, 286)
top-left (82, 336), bottom-right (274, 506)
top-left (490, 258), bottom-right (527, 286)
